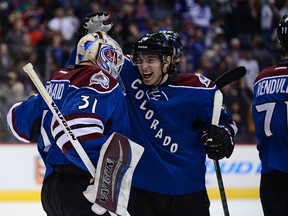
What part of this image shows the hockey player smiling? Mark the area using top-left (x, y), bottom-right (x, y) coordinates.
top-left (135, 53), bottom-right (171, 86)
top-left (65, 13), bottom-right (238, 216)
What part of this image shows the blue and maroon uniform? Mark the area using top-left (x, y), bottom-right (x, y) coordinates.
top-left (120, 57), bottom-right (237, 195)
top-left (65, 52), bottom-right (237, 195)
top-left (252, 60), bottom-right (288, 216)
top-left (253, 63), bottom-right (288, 174)
top-left (7, 65), bottom-right (129, 178)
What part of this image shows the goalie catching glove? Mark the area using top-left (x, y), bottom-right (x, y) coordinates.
top-left (74, 12), bottom-right (113, 44)
top-left (201, 125), bottom-right (234, 160)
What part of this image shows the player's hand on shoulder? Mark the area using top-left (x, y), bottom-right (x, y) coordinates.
top-left (201, 125), bottom-right (234, 160)
top-left (74, 12), bottom-right (113, 43)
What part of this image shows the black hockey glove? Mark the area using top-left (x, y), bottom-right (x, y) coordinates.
top-left (201, 125), bottom-right (234, 160)
top-left (74, 12), bottom-right (113, 44)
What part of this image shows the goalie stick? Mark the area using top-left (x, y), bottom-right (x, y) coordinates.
top-left (211, 66), bottom-right (246, 216)
top-left (23, 63), bottom-right (96, 176)
top-left (23, 63), bottom-right (133, 216)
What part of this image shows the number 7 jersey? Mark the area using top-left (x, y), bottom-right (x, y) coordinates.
top-left (252, 63), bottom-right (288, 174)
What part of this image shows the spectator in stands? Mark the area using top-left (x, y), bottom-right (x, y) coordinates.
top-left (7, 70), bottom-right (25, 103)
top-left (117, 2), bottom-right (141, 53)
top-left (188, 0), bottom-right (212, 33)
top-left (25, 14), bottom-right (44, 47)
top-left (238, 49), bottom-right (260, 92)
top-left (0, 42), bottom-right (12, 74)
top-left (0, 0), bottom-right (15, 40)
top-left (4, 16), bottom-right (26, 65)
top-left (60, 7), bottom-right (80, 42)
top-left (260, 0), bottom-right (279, 44)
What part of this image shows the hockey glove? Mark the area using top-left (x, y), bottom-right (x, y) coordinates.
top-left (201, 125), bottom-right (234, 160)
top-left (74, 12), bottom-right (113, 44)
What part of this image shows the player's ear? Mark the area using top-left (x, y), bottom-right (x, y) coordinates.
top-left (164, 56), bottom-right (172, 68)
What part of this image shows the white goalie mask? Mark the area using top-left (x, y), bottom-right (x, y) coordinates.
top-left (76, 31), bottom-right (124, 79)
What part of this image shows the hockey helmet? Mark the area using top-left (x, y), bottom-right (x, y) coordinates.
top-left (159, 30), bottom-right (183, 60)
top-left (132, 31), bottom-right (183, 70)
top-left (277, 15), bottom-right (288, 50)
top-left (132, 32), bottom-right (173, 65)
top-left (76, 31), bottom-right (124, 78)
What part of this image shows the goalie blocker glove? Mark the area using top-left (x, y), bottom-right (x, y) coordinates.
top-left (74, 12), bottom-right (113, 44)
top-left (201, 125), bottom-right (234, 160)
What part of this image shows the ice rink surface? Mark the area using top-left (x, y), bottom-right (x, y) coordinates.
top-left (0, 199), bottom-right (264, 216)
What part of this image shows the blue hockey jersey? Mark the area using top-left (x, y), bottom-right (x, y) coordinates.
top-left (7, 65), bottom-right (129, 178)
top-left (252, 64), bottom-right (288, 174)
top-left (120, 57), bottom-right (237, 195)
top-left (65, 48), bottom-right (237, 195)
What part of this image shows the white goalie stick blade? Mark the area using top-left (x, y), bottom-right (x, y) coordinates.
top-left (83, 132), bottom-right (144, 216)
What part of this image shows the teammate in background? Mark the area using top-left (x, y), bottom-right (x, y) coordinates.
top-left (7, 31), bottom-right (129, 216)
top-left (252, 14), bottom-right (288, 216)
top-left (68, 13), bottom-right (238, 216)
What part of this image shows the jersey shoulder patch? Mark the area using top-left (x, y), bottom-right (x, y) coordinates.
top-left (173, 73), bottom-right (214, 88)
top-left (51, 65), bottom-right (118, 92)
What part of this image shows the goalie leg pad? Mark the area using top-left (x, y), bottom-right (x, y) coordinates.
top-left (83, 132), bottom-right (144, 216)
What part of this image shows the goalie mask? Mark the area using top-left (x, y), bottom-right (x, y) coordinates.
top-left (76, 31), bottom-right (124, 79)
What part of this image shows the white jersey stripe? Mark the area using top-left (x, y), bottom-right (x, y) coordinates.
top-left (6, 102), bottom-right (30, 143)
top-left (52, 117), bottom-right (104, 137)
top-left (54, 126), bottom-right (104, 149)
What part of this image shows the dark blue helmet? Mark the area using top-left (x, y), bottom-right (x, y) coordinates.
top-left (132, 31), bottom-right (183, 67)
top-left (132, 32), bottom-right (173, 59)
top-left (277, 15), bottom-right (288, 50)
top-left (159, 30), bottom-right (183, 59)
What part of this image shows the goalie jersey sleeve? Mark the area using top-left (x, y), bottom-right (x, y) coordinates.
top-left (252, 64), bottom-right (288, 174)
top-left (7, 65), bottom-right (130, 177)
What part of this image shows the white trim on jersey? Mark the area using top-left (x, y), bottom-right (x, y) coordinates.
top-left (52, 117), bottom-right (104, 149)
top-left (6, 102), bottom-right (30, 143)
top-left (41, 110), bottom-right (52, 152)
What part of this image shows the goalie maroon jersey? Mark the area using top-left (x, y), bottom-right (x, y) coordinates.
top-left (7, 65), bottom-right (130, 178)
top-left (119, 57), bottom-right (237, 195)
top-left (252, 61), bottom-right (288, 174)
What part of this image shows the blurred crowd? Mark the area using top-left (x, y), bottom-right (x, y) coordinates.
top-left (0, 0), bottom-right (286, 143)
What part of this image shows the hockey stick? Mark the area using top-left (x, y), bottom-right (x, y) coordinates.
top-left (210, 66), bottom-right (246, 216)
top-left (23, 63), bottom-right (131, 216)
top-left (211, 90), bottom-right (230, 216)
top-left (214, 66), bottom-right (246, 89)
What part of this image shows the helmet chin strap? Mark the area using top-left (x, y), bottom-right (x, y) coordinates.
top-left (157, 69), bottom-right (168, 86)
